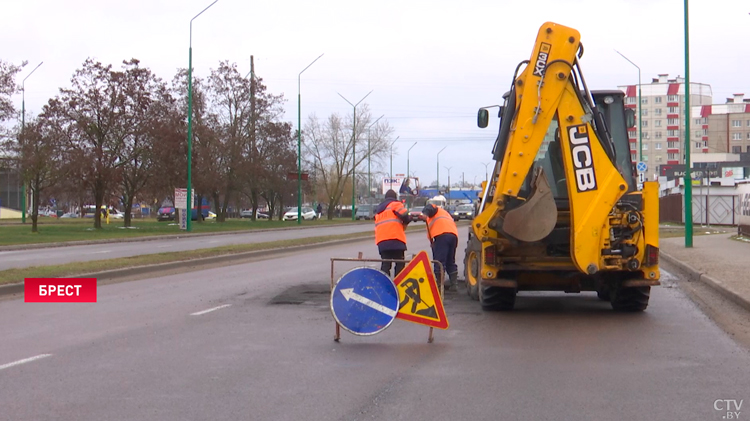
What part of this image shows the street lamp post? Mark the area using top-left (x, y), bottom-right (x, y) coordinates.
top-left (366, 114), bottom-right (384, 203)
top-left (444, 166), bottom-right (452, 194)
top-left (20, 61), bottom-right (43, 224)
top-left (186, 0), bottom-right (218, 232)
top-left (338, 90), bottom-right (373, 220)
top-left (436, 147), bottom-right (447, 192)
top-left (481, 161), bottom-right (490, 182)
top-left (297, 53), bottom-right (324, 224)
top-left (389, 136), bottom-right (400, 183)
top-left (406, 142), bottom-right (417, 208)
top-left (615, 50), bottom-right (642, 162)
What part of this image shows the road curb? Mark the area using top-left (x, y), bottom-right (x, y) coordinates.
top-left (0, 235), bottom-right (379, 298)
top-left (660, 251), bottom-right (750, 312)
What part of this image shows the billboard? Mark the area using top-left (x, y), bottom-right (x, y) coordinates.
top-left (382, 177), bottom-right (419, 196)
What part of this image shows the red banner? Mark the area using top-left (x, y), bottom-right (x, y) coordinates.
top-left (24, 278), bottom-right (97, 303)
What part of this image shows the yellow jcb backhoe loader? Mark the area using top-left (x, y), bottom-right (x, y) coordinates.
top-left (464, 22), bottom-right (660, 311)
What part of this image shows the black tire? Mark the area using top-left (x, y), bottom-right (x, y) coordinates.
top-left (596, 285), bottom-right (611, 301)
top-left (610, 286), bottom-right (650, 312)
top-left (463, 235), bottom-right (481, 301)
top-left (479, 284), bottom-right (516, 311)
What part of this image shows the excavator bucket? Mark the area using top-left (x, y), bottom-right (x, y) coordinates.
top-left (502, 167), bottom-right (558, 242)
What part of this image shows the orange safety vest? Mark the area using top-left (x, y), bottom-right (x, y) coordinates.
top-left (425, 207), bottom-right (458, 241)
top-left (374, 201), bottom-right (407, 244)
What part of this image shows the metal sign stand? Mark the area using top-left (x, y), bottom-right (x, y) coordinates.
top-left (331, 252), bottom-right (445, 343)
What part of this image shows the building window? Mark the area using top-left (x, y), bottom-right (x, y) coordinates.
top-left (655, 120), bottom-right (662, 127)
top-left (668, 152), bottom-right (677, 160)
top-left (656, 156), bottom-right (663, 162)
top-left (746, 120), bottom-right (750, 127)
top-left (631, 153), bottom-right (637, 161)
top-left (732, 146), bottom-right (741, 153)
top-left (655, 142), bottom-right (662, 150)
top-left (641, 98), bottom-right (649, 104)
top-left (654, 108), bottom-right (662, 116)
top-left (667, 118), bottom-right (678, 125)
top-left (668, 106), bottom-right (679, 113)
top-left (732, 132), bottom-right (742, 140)
top-left (694, 142), bottom-right (702, 148)
top-left (703, 140), bottom-right (708, 147)
top-left (703, 128), bottom-right (708, 136)
top-left (628, 131), bottom-right (636, 139)
top-left (747, 132), bottom-right (750, 140)
top-left (642, 143), bottom-right (648, 150)
top-left (626, 97), bottom-right (636, 104)
top-left (731, 120), bottom-right (741, 127)
top-left (642, 120), bottom-right (648, 127)
top-left (694, 131), bottom-right (702, 138)
top-left (642, 155), bottom-right (648, 161)
top-left (642, 109), bottom-right (648, 116)
top-left (655, 131), bottom-right (662, 139)
top-left (655, 97), bottom-right (662, 103)
top-left (667, 95), bottom-right (677, 102)
top-left (668, 141), bottom-right (678, 148)
top-left (667, 130), bottom-right (677, 136)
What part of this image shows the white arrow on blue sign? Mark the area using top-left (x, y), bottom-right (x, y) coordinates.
top-left (331, 267), bottom-right (399, 336)
top-left (636, 161), bottom-right (647, 173)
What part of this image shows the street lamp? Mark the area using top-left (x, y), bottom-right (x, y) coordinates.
top-left (436, 146), bottom-right (447, 191)
top-left (615, 50), bottom-right (642, 162)
top-left (406, 142), bottom-right (417, 208)
top-left (297, 53), bottom-right (324, 225)
top-left (367, 114), bottom-right (384, 202)
top-left (338, 90), bottom-right (373, 220)
top-left (444, 166), bottom-right (452, 194)
top-left (389, 136), bottom-right (400, 182)
top-left (186, 0), bottom-right (218, 232)
top-left (20, 61), bottom-right (43, 224)
top-left (481, 161), bottom-right (490, 182)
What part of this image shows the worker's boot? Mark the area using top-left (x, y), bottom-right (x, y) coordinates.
top-left (446, 272), bottom-right (458, 292)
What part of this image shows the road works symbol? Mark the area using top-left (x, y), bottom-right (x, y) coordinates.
top-left (393, 251), bottom-right (449, 329)
top-left (330, 267), bottom-right (399, 336)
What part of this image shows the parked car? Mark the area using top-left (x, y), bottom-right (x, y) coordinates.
top-left (408, 207), bottom-right (424, 222)
top-left (108, 209), bottom-right (124, 219)
top-left (455, 204), bottom-right (474, 220)
top-left (206, 211), bottom-right (217, 220)
top-left (355, 204), bottom-right (375, 220)
top-left (283, 207), bottom-right (317, 221)
top-left (157, 206), bottom-right (176, 221)
top-left (240, 209), bottom-right (269, 219)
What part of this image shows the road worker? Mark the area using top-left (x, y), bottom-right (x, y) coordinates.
top-left (374, 189), bottom-right (411, 278)
top-left (421, 203), bottom-right (459, 291)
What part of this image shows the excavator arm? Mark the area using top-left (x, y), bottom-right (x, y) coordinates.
top-left (474, 22), bottom-right (630, 274)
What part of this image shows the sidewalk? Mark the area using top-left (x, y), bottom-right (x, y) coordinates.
top-left (660, 232), bottom-right (750, 311)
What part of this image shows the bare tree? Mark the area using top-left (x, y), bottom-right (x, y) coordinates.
top-left (6, 116), bottom-right (67, 232)
top-left (303, 105), bottom-right (393, 219)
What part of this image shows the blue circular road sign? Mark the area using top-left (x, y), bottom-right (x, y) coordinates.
top-left (331, 267), bottom-right (399, 336)
top-left (637, 161), bottom-right (648, 173)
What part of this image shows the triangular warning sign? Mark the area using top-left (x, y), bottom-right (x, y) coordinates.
top-left (393, 251), bottom-right (449, 329)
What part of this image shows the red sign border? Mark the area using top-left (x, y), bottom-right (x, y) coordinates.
top-left (393, 251), bottom-right (449, 329)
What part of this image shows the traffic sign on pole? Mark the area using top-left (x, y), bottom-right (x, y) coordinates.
top-left (330, 267), bottom-right (399, 336)
top-left (636, 161), bottom-right (647, 173)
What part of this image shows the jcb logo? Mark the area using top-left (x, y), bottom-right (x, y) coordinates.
top-left (567, 125), bottom-right (598, 192)
top-left (532, 43), bottom-right (552, 77)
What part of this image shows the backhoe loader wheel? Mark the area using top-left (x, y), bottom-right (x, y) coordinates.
top-left (479, 285), bottom-right (516, 311)
top-left (463, 236), bottom-right (481, 301)
top-left (596, 285), bottom-right (611, 301)
top-left (610, 286), bottom-right (650, 312)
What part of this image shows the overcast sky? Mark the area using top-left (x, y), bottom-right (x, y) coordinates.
top-left (4, 0), bottom-right (749, 189)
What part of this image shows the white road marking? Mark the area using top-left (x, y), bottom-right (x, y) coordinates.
top-left (208, 240), bottom-right (220, 244)
top-left (0, 354), bottom-right (52, 371)
top-left (190, 304), bottom-right (231, 316)
top-left (91, 250), bottom-right (111, 254)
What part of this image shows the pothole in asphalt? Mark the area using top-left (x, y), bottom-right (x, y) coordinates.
top-left (270, 283), bottom-right (331, 305)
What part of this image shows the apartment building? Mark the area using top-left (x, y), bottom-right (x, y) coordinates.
top-left (619, 74), bottom-right (713, 180)
top-left (699, 93), bottom-right (750, 155)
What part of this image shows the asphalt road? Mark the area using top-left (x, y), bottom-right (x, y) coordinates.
top-left (0, 224), bottom-right (375, 271)
top-left (1, 228), bottom-right (749, 420)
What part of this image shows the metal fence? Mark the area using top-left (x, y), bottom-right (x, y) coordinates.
top-left (659, 193), bottom-right (740, 225)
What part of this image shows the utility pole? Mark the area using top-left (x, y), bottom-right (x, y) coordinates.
top-left (683, 0), bottom-right (693, 247)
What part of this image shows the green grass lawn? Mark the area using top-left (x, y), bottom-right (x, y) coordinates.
top-left (0, 217), bottom-right (363, 246)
